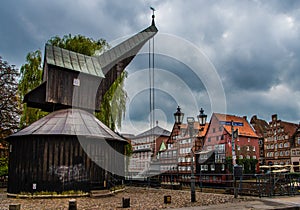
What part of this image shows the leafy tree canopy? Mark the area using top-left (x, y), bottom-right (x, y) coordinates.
top-left (47, 34), bottom-right (109, 56)
top-left (0, 56), bottom-right (20, 138)
top-left (18, 50), bottom-right (46, 128)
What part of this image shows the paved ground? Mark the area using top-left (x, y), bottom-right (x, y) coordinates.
top-left (0, 187), bottom-right (299, 209)
top-left (171, 196), bottom-right (300, 209)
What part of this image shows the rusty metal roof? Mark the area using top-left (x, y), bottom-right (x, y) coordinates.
top-left (45, 45), bottom-right (105, 78)
top-left (10, 109), bottom-right (126, 142)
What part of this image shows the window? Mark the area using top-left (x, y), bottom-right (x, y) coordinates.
top-left (248, 138), bottom-right (250, 142)
top-left (215, 144), bottom-right (225, 153)
top-left (211, 164), bottom-right (215, 171)
top-left (207, 146), bottom-right (213, 151)
top-left (247, 146), bottom-right (250, 151)
top-left (200, 154), bottom-right (208, 160)
top-left (239, 155), bottom-right (243, 159)
top-left (213, 128), bottom-right (216, 133)
top-left (201, 165), bottom-right (208, 171)
top-left (237, 145), bottom-right (240, 151)
top-left (246, 155), bottom-right (250, 159)
top-left (221, 164), bottom-right (225, 171)
top-left (253, 155), bottom-right (256, 159)
top-left (298, 137), bottom-right (300, 145)
top-left (253, 146), bottom-right (256, 151)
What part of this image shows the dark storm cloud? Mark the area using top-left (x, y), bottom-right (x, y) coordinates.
top-left (1, 0), bottom-right (300, 133)
top-left (127, 53), bottom-right (206, 92)
top-left (128, 89), bottom-right (178, 122)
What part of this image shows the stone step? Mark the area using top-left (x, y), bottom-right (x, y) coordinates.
top-left (90, 190), bottom-right (113, 198)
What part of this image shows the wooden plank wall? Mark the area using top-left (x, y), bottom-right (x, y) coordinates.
top-left (46, 66), bottom-right (102, 111)
top-left (8, 135), bottom-right (126, 193)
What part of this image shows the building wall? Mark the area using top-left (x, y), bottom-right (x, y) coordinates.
top-left (203, 114), bottom-right (259, 173)
top-left (291, 125), bottom-right (300, 171)
top-left (264, 114), bottom-right (298, 165)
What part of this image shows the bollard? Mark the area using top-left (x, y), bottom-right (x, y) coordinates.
top-left (122, 197), bottom-right (130, 208)
top-left (9, 204), bottom-right (21, 210)
top-left (164, 195), bottom-right (171, 204)
top-left (69, 199), bottom-right (77, 210)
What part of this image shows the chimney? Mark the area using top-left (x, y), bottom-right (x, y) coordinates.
top-left (251, 115), bottom-right (257, 123)
top-left (272, 114), bottom-right (277, 122)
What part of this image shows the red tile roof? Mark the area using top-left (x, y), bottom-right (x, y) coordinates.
top-left (214, 113), bottom-right (258, 138)
top-left (176, 122), bottom-right (209, 138)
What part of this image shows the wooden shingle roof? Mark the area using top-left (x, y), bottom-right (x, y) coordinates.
top-left (10, 109), bottom-right (126, 142)
top-left (97, 24), bottom-right (158, 74)
top-left (45, 44), bottom-right (105, 78)
top-left (44, 24), bottom-right (158, 78)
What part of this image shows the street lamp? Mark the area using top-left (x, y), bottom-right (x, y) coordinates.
top-left (197, 108), bottom-right (207, 127)
top-left (174, 106), bottom-right (184, 124)
top-left (173, 106), bottom-right (207, 203)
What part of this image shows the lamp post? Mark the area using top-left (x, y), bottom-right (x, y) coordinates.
top-left (173, 106), bottom-right (207, 203)
top-left (187, 117), bottom-right (196, 202)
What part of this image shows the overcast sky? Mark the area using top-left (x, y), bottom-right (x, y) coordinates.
top-left (1, 0), bottom-right (300, 134)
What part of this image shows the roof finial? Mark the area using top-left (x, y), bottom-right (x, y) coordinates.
top-left (150, 6), bottom-right (155, 26)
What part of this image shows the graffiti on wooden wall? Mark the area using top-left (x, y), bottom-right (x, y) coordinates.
top-left (48, 163), bottom-right (88, 184)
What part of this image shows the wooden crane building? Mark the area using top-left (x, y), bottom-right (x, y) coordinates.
top-left (7, 21), bottom-right (158, 194)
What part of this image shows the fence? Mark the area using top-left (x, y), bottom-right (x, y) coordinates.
top-left (125, 172), bottom-right (300, 197)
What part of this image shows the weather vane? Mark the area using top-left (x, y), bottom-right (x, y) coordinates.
top-left (150, 6), bottom-right (155, 25)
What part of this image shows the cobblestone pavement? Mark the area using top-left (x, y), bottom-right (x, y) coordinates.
top-left (0, 187), bottom-right (257, 210)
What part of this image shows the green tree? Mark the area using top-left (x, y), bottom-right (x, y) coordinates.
top-left (18, 50), bottom-right (46, 128)
top-left (0, 157), bottom-right (8, 177)
top-left (0, 56), bottom-right (21, 137)
top-left (95, 71), bottom-right (128, 131)
top-left (47, 34), bottom-right (109, 56)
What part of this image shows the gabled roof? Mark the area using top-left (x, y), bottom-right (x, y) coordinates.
top-left (45, 44), bottom-right (105, 78)
top-left (280, 121), bottom-right (298, 136)
top-left (177, 122), bottom-right (209, 138)
top-left (9, 109), bottom-right (126, 142)
top-left (250, 115), bottom-right (269, 138)
top-left (197, 150), bottom-right (215, 164)
top-left (134, 125), bottom-right (171, 138)
top-left (213, 113), bottom-right (258, 138)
